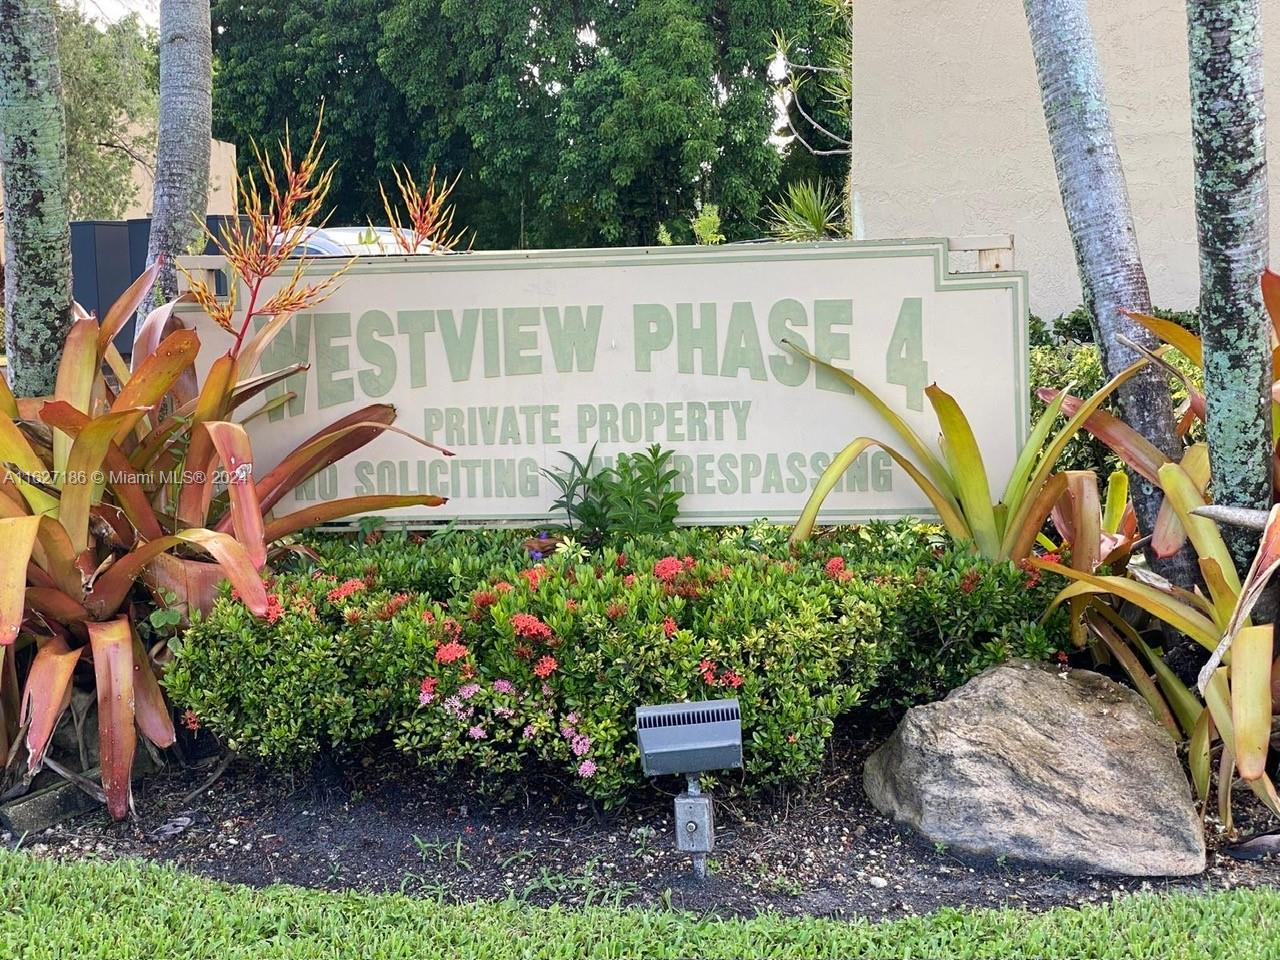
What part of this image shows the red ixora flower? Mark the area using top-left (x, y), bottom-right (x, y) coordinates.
top-left (1018, 558), bottom-right (1042, 589)
top-left (533, 655), bottom-right (558, 679)
top-left (720, 670), bottom-right (743, 689)
top-left (472, 589), bottom-right (499, 610)
top-left (824, 556), bottom-right (846, 577)
top-left (606, 602), bottom-right (627, 620)
top-left (662, 616), bottom-right (677, 638)
top-left (653, 556), bottom-right (683, 582)
top-left (422, 609), bottom-right (436, 624)
top-left (419, 676), bottom-right (438, 705)
top-left (435, 640), bottom-right (469, 664)
top-left (182, 709), bottom-right (200, 732)
top-left (615, 553), bottom-right (628, 569)
top-left (375, 592), bottom-right (412, 620)
top-left (699, 659), bottom-right (718, 686)
top-left (327, 578), bottom-right (366, 603)
top-left (442, 617), bottom-right (463, 641)
top-left (622, 573), bottom-right (637, 587)
top-left (264, 594), bottom-right (284, 624)
top-left (521, 565), bottom-right (549, 590)
top-left (564, 598), bottom-right (579, 612)
top-left (959, 568), bottom-right (982, 594)
top-left (494, 581), bottom-right (514, 594)
top-left (511, 612), bottom-right (552, 641)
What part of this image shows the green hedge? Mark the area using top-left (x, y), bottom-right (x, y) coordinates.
top-left (165, 523), bottom-right (1065, 804)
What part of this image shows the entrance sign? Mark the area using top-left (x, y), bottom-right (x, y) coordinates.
top-left (183, 239), bottom-right (1029, 525)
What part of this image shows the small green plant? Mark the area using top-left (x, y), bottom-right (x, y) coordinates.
top-left (690, 204), bottom-right (725, 245)
top-left (766, 179), bottom-right (844, 241)
top-left (540, 444), bottom-right (684, 546)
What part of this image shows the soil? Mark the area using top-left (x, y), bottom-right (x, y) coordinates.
top-left (7, 719), bottom-right (1280, 920)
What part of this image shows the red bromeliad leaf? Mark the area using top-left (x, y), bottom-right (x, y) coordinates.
top-left (200, 421), bottom-right (266, 569)
top-left (1262, 269), bottom-right (1280, 347)
top-left (88, 618), bottom-right (137, 820)
top-left (98, 262), bottom-right (161, 352)
top-left (249, 405), bottom-right (450, 518)
top-left (110, 329), bottom-right (201, 427)
top-left (0, 643), bottom-right (19, 762)
top-left (1035, 388), bottom-right (1169, 484)
top-left (176, 356), bottom-right (238, 528)
top-left (86, 529), bottom-right (267, 619)
top-left (53, 408), bottom-right (150, 553)
top-left (1152, 444), bottom-right (1210, 559)
top-left (0, 515), bottom-right (40, 645)
top-left (52, 317), bottom-right (101, 475)
top-left (20, 634), bottom-right (83, 772)
top-left (131, 633), bottom-right (175, 749)
top-left (1200, 503), bottom-right (1280, 693)
top-left (24, 587), bottom-right (90, 624)
top-left (1125, 311), bottom-right (1204, 366)
top-left (262, 495), bottom-right (448, 542)
top-left (1001, 472), bottom-right (1069, 562)
top-left (37, 401), bottom-right (165, 541)
top-left (1232, 625), bottom-right (1274, 782)
top-left (131, 296), bottom-right (191, 370)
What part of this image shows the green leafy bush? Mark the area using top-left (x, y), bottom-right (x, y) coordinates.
top-left (1028, 335), bottom-right (1204, 478)
top-left (166, 523), bottom-right (1067, 803)
top-left (541, 445), bottom-right (684, 546)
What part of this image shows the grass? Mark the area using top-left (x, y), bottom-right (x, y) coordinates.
top-left (0, 849), bottom-right (1276, 959)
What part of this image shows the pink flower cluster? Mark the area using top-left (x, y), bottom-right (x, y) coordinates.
top-left (326, 578), bottom-right (366, 602)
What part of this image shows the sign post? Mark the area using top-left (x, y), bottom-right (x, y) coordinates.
top-left (182, 238), bottom-right (1028, 526)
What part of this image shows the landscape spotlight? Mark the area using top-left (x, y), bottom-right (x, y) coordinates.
top-left (635, 698), bottom-right (743, 880)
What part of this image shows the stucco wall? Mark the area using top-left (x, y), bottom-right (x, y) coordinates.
top-left (128, 137), bottom-right (237, 217)
top-left (852, 0), bottom-right (1280, 320)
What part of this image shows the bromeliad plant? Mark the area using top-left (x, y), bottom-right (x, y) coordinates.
top-left (785, 341), bottom-right (1146, 561)
top-left (1035, 461), bottom-right (1280, 828)
top-left (0, 122), bottom-right (452, 819)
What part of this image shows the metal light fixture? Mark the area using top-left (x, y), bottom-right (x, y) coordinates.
top-left (636, 698), bottom-right (743, 880)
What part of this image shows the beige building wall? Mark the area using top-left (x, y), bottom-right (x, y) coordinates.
top-left (852, 0), bottom-right (1280, 320)
top-left (126, 137), bottom-right (237, 218)
top-left (0, 137), bottom-right (235, 251)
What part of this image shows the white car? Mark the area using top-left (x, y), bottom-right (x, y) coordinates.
top-left (287, 226), bottom-right (456, 256)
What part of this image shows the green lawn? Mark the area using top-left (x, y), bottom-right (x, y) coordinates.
top-left (0, 849), bottom-right (1275, 959)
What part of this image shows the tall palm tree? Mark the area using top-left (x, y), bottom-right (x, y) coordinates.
top-left (1187, 0), bottom-right (1273, 568)
top-left (143, 0), bottom-right (212, 316)
top-left (0, 0), bottom-right (73, 396)
top-left (1022, 0), bottom-right (1195, 583)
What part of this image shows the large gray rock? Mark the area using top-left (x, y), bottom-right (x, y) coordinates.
top-left (864, 660), bottom-right (1205, 876)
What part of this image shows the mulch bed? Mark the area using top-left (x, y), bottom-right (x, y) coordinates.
top-left (8, 718), bottom-right (1280, 920)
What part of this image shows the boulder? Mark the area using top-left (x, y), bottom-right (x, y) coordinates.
top-left (863, 660), bottom-right (1205, 876)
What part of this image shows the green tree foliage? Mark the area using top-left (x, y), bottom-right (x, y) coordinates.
top-left (212, 0), bottom-right (827, 247)
top-left (54, 3), bottom-right (157, 220)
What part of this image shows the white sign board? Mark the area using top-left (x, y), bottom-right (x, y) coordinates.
top-left (184, 239), bottom-right (1029, 525)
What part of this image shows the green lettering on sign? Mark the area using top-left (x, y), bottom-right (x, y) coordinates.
top-left (886, 297), bottom-right (927, 411)
top-left (313, 312), bottom-right (354, 409)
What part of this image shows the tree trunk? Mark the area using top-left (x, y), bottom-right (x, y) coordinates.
top-left (1023, 0), bottom-right (1198, 591)
top-left (1187, 0), bottom-right (1273, 571)
top-left (0, 0), bottom-right (73, 396)
top-left (143, 0), bottom-right (211, 316)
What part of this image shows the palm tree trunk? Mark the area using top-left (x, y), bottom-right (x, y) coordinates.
top-left (143, 0), bottom-right (212, 316)
top-left (0, 0), bottom-right (72, 396)
top-left (1187, 0), bottom-right (1273, 571)
top-left (1023, 0), bottom-right (1198, 593)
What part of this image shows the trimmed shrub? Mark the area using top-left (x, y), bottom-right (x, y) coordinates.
top-left (165, 523), bottom-right (1067, 803)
